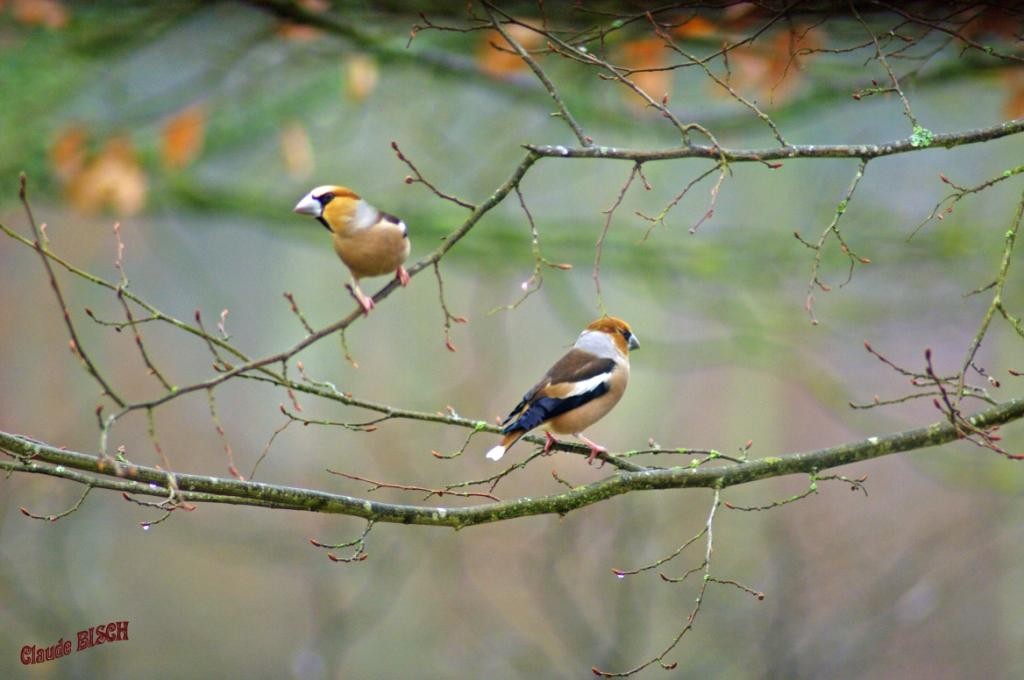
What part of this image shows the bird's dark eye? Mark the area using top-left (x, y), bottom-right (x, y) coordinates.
top-left (316, 192), bottom-right (335, 206)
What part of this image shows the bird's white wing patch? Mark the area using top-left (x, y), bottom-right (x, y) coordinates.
top-left (564, 372), bottom-right (611, 396)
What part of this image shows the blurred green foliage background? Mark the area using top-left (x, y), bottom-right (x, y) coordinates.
top-left (2, 2), bottom-right (1024, 678)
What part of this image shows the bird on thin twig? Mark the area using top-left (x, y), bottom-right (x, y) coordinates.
top-left (294, 184), bottom-right (411, 314)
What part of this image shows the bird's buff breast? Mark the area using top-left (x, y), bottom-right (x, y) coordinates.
top-left (545, 367), bottom-right (628, 435)
top-left (333, 227), bottom-right (410, 279)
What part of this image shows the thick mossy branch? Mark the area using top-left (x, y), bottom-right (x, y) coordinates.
top-left (3, 396), bottom-right (1022, 529)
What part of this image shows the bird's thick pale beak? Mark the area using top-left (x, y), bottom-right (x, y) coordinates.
top-left (628, 333), bottom-right (640, 351)
top-left (293, 193), bottom-right (321, 217)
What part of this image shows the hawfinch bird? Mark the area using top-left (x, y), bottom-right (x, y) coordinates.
top-left (293, 185), bottom-right (411, 314)
top-left (486, 316), bottom-right (639, 465)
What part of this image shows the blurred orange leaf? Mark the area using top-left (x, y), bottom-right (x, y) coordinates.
top-left (50, 124), bottom-right (87, 181)
top-left (277, 22), bottom-right (321, 41)
top-left (722, 2), bottom-right (760, 29)
top-left (477, 22), bottom-right (542, 78)
top-left (344, 54), bottom-right (379, 102)
top-left (720, 25), bottom-right (822, 104)
top-left (961, 7), bottom-right (1021, 42)
top-left (280, 120), bottom-right (313, 181)
top-left (1003, 69), bottom-right (1024, 119)
top-left (12, 0), bottom-right (68, 28)
top-left (619, 37), bottom-right (670, 110)
top-left (66, 136), bottom-right (147, 216)
top-left (161, 104), bottom-right (206, 170)
top-left (277, 0), bottom-right (328, 41)
top-left (671, 16), bottom-right (717, 39)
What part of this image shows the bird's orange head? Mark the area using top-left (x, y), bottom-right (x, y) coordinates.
top-left (293, 185), bottom-right (361, 233)
top-left (586, 316), bottom-right (640, 354)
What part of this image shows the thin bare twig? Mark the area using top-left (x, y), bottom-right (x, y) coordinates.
top-left (797, 158), bottom-right (871, 324)
top-left (311, 520), bottom-right (374, 563)
top-left (111, 222), bottom-right (174, 392)
top-left (595, 490), bottom-right (729, 677)
top-left (19, 484), bottom-right (93, 522)
top-left (433, 261), bottom-right (468, 352)
top-left (490, 185), bottom-right (572, 313)
top-left (327, 469), bottom-right (501, 502)
top-left (647, 13), bottom-right (787, 147)
top-left (852, 1), bottom-right (921, 130)
top-left (392, 141), bottom-right (477, 209)
top-left (637, 163), bottom-right (724, 240)
top-left (955, 189), bottom-right (1024, 409)
top-left (18, 174), bottom-right (125, 407)
top-left (283, 291), bottom-right (315, 334)
top-left (483, 3), bottom-right (592, 147)
top-left (594, 162), bottom-right (642, 311)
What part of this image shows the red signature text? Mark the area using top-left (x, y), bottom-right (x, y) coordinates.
top-left (20, 620), bottom-right (129, 665)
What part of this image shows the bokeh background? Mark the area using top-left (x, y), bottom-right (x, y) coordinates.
top-left (2, 3), bottom-right (1024, 678)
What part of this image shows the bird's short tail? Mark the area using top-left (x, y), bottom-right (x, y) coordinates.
top-left (485, 431), bottom-right (523, 462)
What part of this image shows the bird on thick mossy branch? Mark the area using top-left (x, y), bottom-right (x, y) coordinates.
top-left (486, 316), bottom-right (639, 465)
top-left (293, 184), bottom-right (411, 315)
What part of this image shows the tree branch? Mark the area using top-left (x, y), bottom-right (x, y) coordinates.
top-left (4, 396), bottom-right (1022, 528)
top-left (526, 118), bottom-right (1024, 162)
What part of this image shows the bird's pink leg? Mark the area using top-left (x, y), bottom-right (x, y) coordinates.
top-left (542, 431), bottom-right (559, 455)
top-left (396, 266), bottom-right (410, 287)
top-left (345, 282), bottom-right (375, 315)
top-left (576, 433), bottom-right (608, 467)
